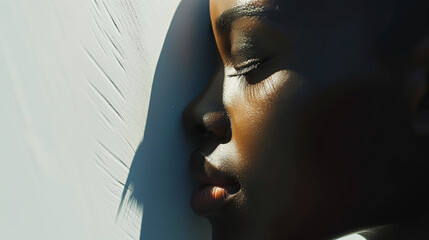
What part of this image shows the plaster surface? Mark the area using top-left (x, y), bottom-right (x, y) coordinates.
top-left (0, 0), bottom-right (212, 239)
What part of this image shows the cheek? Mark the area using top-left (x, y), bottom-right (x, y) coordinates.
top-left (224, 70), bottom-right (302, 175)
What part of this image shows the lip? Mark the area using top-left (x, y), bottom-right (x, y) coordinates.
top-left (189, 151), bottom-right (240, 216)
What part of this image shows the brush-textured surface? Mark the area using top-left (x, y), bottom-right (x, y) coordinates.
top-left (0, 0), bottom-right (212, 239)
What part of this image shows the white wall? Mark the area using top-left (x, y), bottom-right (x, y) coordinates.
top-left (0, 0), bottom-right (214, 239)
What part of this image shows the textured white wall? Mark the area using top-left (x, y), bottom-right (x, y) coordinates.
top-left (0, 0), bottom-right (213, 239)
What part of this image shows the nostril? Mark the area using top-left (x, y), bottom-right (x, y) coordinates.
top-left (183, 101), bottom-right (231, 141)
top-left (202, 112), bottom-right (232, 143)
top-left (211, 128), bottom-right (231, 144)
top-left (220, 128), bottom-right (232, 143)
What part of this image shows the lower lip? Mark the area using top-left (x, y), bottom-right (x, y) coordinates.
top-left (191, 185), bottom-right (239, 216)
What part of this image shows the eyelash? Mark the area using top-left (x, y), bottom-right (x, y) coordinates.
top-left (228, 59), bottom-right (262, 78)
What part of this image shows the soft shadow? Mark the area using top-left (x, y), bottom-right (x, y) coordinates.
top-left (119, 0), bottom-right (216, 239)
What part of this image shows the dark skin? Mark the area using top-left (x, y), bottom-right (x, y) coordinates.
top-left (183, 0), bottom-right (429, 239)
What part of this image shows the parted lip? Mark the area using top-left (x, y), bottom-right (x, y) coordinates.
top-left (189, 151), bottom-right (237, 187)
top-left (189, 151), bottom-right (241, 216)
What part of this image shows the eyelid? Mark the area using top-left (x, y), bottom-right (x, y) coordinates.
top-left (228, 58), bottom-right (262, 77)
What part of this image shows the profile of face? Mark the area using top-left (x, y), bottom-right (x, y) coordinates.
top-left (183, 0), bottom-right (429, 239)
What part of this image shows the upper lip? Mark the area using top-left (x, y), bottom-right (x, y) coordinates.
top-left (189, 151), bottom-right (236, 187)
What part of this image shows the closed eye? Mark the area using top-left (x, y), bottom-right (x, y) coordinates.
top-left (228, 56), bottom-right (280, 85)
top-left (228, 59), bottom-right (262, 77)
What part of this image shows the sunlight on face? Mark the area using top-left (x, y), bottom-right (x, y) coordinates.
top-left (336, 234), bottom-right (367, 240)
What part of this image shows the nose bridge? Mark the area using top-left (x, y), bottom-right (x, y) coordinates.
top-left (183, 65), bottom-right (231, 141)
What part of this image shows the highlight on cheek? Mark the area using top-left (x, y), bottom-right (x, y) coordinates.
top-left (242, 70), bottom-right (297, 102)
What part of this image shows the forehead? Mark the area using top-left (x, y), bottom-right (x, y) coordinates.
top-left (210, 0), bottom-right (272, 19)
top-left (209, 0), bottom-right (383, 46)
top-left (210, 0), bottom-right (280, 22)
top-left (210, 0), bottom-right (282, 39)
top-left (210, 0), bottom-right (376, 20)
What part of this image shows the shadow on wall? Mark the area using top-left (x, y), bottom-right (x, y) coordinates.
top-left (119, 0), bottom-right (216, 239)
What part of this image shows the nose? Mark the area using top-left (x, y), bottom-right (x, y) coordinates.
top-left (183, 101), bottom-right (231, 142)
top-left (183, 71), bottom-right (231, 143)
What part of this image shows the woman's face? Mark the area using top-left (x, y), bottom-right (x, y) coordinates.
top-left (184, 0), bottom-right (419, 239)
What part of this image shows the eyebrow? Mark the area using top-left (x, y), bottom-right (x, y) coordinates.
top-left (215, 4), bottom-right (282, 33)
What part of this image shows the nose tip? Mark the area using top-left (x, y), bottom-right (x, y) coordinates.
top-left (183, 100), bottom-right (231, 143)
